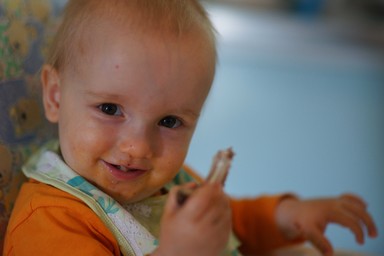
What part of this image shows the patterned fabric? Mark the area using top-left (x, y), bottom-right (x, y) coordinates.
top-left (0, 0), bottom-right (66, 250)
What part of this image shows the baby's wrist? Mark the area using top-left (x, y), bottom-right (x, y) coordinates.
top-left (276, 194), bottom-right (302, 240)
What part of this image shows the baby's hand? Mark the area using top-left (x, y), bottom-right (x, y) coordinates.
top-left (276, 193), bottom-right (378, 256)
top-left (153, 183), bottom-right (232, 256)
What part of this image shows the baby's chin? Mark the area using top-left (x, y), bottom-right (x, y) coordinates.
top-left (111, 186), bottom-right (167, 205)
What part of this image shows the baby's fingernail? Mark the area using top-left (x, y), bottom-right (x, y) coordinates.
top-left (369, 230), bottom-right (378, 238)
top-left (358, 237), bottom-right (365, 245)
top-left (322, 245), bottom-right (333, 256)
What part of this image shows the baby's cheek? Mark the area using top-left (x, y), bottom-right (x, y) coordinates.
top-left (79, 121), bottom-right (115, 148)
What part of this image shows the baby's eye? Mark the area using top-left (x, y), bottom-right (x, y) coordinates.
top-left (159, 116), bottom-right (182, 129)
top-left (98, 103), bottom-right (123, 116)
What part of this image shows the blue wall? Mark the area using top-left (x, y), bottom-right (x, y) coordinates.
top-left (186, 3), bottom-right (384, 254)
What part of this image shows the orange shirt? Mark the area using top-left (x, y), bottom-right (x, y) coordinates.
top-left (4, 180), bottom-right (300, 255)
top-left (4, 179), bottom-right (120, 256)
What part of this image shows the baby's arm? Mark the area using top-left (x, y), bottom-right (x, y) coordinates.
top-left (275, 193), bottom-right (378, 256)
top-left (230, 195), bottom-right (305, 254)
top-left (152, 183), bottom-right (232, 256)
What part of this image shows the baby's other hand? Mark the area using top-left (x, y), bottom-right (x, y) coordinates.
top-left (276, 193), bottom-right (378, 256)
top-left (154, 183), bottom-right (232, 256)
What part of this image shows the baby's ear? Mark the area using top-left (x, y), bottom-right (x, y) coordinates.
top-left (41, 65), bottom-right (61, 123)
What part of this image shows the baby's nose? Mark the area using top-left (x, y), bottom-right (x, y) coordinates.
top-left (117, 126), bottom-right (155, 159)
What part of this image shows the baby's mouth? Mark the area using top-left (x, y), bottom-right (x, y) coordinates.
top-left (103, 160), bottom-right (148, 180)
top-left (113, 164), bottom-right (141, 172)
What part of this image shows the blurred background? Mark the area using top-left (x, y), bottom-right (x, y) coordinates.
top-left (186, 0), bottom-right (384, 254)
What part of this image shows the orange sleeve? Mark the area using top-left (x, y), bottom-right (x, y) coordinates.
top-left (230, 196), bottom-right (303, 255)
top-left (183, 165), bottom-right (303, 255)
top-left (4, 181), bottom-right (120, 256)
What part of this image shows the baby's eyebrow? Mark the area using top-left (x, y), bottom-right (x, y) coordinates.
top-left (180, 109), bottom-right (200, 120)
top-left (83, 90), bottom-right (124, 101)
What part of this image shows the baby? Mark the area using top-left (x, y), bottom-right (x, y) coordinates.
top-left (4, 0), bottom-right (377, 255)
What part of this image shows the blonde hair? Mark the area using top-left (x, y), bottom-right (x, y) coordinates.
top-left (47, 0), bottom-right (217, 72)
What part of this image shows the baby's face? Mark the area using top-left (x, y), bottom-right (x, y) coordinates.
top-left (45, 22), bottom-right (216, 204)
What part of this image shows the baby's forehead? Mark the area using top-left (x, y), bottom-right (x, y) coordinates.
top-left (80, 1), bottom-right (211, 34)
top-left (52, 0), bottom-right (216, 74)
